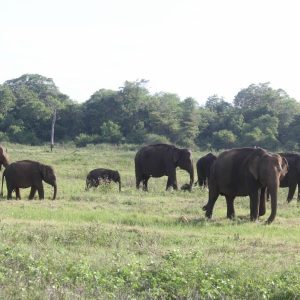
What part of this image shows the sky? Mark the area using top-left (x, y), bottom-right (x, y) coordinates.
top-left (1, 0), bottom-right (300, 104)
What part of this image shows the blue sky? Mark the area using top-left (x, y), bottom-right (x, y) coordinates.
top-left (1, 0), bottom-right (299, 103)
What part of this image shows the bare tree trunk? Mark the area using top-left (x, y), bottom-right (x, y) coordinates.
top-left (50, 109), bottom-right (57, 152)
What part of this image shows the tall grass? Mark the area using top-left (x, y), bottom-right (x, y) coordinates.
top-left (0, 143), bottom-right (299, 299)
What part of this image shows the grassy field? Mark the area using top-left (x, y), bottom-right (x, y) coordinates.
top-left (0, 143), bottom-right (300, 299)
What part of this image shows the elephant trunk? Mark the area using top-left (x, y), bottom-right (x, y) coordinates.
top-left (52, 184), bottom-right (57, 200)
top-left (267, 183), bottom-right (278, 224)
top-left (119, 180), bottom-right (121, 192)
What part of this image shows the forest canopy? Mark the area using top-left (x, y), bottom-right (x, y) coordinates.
top-left (1, 74), bottom-right (300, 151)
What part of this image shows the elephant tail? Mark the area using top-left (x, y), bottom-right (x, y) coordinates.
top-left (0, 171), bottom-right (5, 197)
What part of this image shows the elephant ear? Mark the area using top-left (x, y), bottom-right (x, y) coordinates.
top-left (172, 148), bottom-right (181, 164)
top-left (39, 164), bottom-right (47, 179)
top-left (280, 156), bottom-right (288, 177)
top-left (249, 155), bottom-right (260, 180)
top-left (296, 157), bottom-right (300, 174)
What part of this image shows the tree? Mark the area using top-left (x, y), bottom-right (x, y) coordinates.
top-left (0, 85), bottom-right (15, 121)
top-left (148, 92), bottom-right (181, 142)
top-left (100, 121), bottom-right (123, 143)
top-left (82, 89), bottom-right (120, 135)
top-left (177, 97), bottom-right (199, 147)
top-left (212, 129), bottom-right (237, 150)
top-left (2, 74), bottom-right (73, 144)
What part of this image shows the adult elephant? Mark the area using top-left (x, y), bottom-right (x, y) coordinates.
top-left (1, 160), bottom-right (57, 200)
top-left (135, 144), bottom-right (194, 191)
top-left (196, 153), bottom-right (216, 188)
top-left (0, 145), bottom-right (9, 170)
top-left (203, 147), bottom-right (288, 224)
top-left (277, 153), bottom-right (300, 202)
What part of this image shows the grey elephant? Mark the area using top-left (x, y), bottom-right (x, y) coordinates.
top-left (86, 168), bottom-right (121, 191)
top-left (135, 144), bottom-right (194, 191)
top-left (0, 145), bottom-right (9, 170)
top-left (278, 153), bottom-right (300, 202)
top-left (1, 160), bottom-right (57, 200)
top-left (203, 147), bottom-right (288, 224)
top-left (196, 152), bottom-right (217, 188)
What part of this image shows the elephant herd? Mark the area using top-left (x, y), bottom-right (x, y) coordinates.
top-left (1, 143), bottom-right (300, 224)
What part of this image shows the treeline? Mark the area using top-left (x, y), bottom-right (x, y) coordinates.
top-left (0, 74), bottom-right (300, 151)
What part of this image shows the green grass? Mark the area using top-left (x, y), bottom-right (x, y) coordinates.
top-left (0, 143), bottom-right (300, 299)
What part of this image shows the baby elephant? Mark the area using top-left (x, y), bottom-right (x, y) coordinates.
top-left (86, 168), bottom-right (121, 191)
top-left (1, 160), bottom-right (57, 200)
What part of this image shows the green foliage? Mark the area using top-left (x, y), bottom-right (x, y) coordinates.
top-left (74, 133), bottom-right (99, 147)
top-left (144, 133), bottom-right (171, 145)
top-left (100, 121), bottom-right (123, 143)
top-left (2, 74), bottom-right (300, 151)
top-left (212, 129), bottom-right (237, 150)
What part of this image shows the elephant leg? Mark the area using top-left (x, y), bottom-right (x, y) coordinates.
top-left (166, 171), bottom-right (177, 191)
top-left (166, 177), bottom-right (172, 190)
top-left (15, 188), bottom-right (21, 200)
top-left (298, 184), bottom-right (300, 202)
top-left (266, 188), bottom-right (270, 202)
top-left (172, 180), bottom-right (178, 191)
top-left (204, 189), bottom-right (219, 219)
top-left (249, 189), bottom-right (260, 221)
top-left (29, 187), bottom-right (37, 200)
top-left (225, 195), bottom-right (235, 219)
top-left (287, 183), bottom-right (297, 203)
top-left (142, 176), bottom-right (150, 192)
top-left (7, 187), bottom-right (13, 200)
top-left (259, 187), bottom-right (266, 217)
top-left (136, 175), bottom-right (142, 190)
top-left (37, 183), bottom-right (44, 200)
top-left (136, 180), bottom-right (141, 190)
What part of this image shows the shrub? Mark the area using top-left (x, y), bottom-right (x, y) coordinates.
top-left (74, 134), bottom-right (99, 147)
top-left (144, 134), bottom-right (171, 145)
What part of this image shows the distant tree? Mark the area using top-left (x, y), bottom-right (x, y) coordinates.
top-left (117, 80), bottom-right (152, 139)
top-left (205, 95), bottom-right (232, 113)
top-left (100, 121), bottom-right (123, 143)
top-left (82, 89), bottom-right (120, 135)
top-left (2, 74), bottom-right (73, 144)
top-left (0, 85), bottom-right (16, 121)
top-left (177, 97), bottom-right (199, 147)
top-left (148, 92), bottom-right (181, 142)
top-left (212, 129), bottom-right (237, 150)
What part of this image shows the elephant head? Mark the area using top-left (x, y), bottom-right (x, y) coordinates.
top-left (173, 148), bottom-right (194, 190)
top-left (0, 146), bottom-right (9, 170)
top-left (249, 151), bottom-right (288, 223)
top-left (39, 164), bottom-right (57, 200)
top-left (111, 171), bottom-right (121, 192)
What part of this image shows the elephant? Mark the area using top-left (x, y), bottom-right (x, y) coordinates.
top-left (0, 145), bottom-right (9, 170)
top-left (135, 143), bottom-right (194, 191)
top-left (0, 160), bottom-right (57, 200)
top-left (196, 153), bottom-right (217, 188)
top-left (202, 147), bottom-right (288, 224)
top-left (275, 153), bottom-right (300, 202)
top-left (86, 168), bottom-right (121, 191)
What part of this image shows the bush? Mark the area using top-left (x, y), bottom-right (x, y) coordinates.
top-left (100, 121), bottom-right (124, 144)
top-left (0, 131), bottom-right (9, 142)
top-left (144, 134), bottom-right (171, 145)
top-left (74, 134), bottom-right (99, 147)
